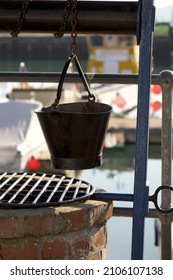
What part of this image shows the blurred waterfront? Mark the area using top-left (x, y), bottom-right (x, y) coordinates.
top-left (38, 144), bottom-right (162, 260)
top-left (78, 144), bottom-right (162, 260)
top-left (0, 32), bottom-right (172, 259)
top-left (0, 33), bottom-right (172, 73)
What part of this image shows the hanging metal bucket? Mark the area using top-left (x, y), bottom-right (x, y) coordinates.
top-left (35, 55), bottom-right (112, 170)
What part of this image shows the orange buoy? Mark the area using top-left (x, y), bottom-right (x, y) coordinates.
top-left (151, 84), bottom-right (162, 94)
top-left (151, 101), bottom-right (162, 112)
top-left (112, 93), bottom-right (126, 108)
top-left (26, 157), bottom-right (41, 171)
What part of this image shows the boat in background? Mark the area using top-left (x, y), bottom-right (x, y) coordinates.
top-left (8, 61), bottom-right (81, 107)
top-left (5, 34), bottom-right (164, 150)
top-left (0, 98), bottom-right (47, 172)
top-left (85, 82), bottom-right (163, 147)
top-left (0, 62), bottom-right (82, 172)
top-left (83, 34), bottom-right (163, 146)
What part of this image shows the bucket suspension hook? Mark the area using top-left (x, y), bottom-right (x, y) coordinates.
top-left (52, 53), bottom-right (95, 110)
top-left (73, 55), bottom-right (95, 102)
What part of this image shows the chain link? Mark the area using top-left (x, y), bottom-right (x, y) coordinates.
top-left (54, 0), bottom-right (78, 56)
top-left (54, 0), bottom-right (73, 38)
top-left (11, 0), bottom-right (78, 54)
top-left (11, 0), bottom-right (30, 37)
top-left (70, 0), bottom-right (78, 56)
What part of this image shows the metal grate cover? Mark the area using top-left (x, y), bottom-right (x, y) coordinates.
top-left (0, 172), bottom-right (95, 209)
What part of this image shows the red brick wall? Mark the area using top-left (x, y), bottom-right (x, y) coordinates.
top-left (0, 200), bottom-right (112, 260)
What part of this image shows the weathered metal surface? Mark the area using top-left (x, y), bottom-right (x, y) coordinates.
top-left (0, 72), bottom-right (162, 84)
top-left (0, 172), bottom-right (95, 208)
top-left (0, 1), bottom-right (138, 35)
top-left (160, 70), bottom-right (173, 259)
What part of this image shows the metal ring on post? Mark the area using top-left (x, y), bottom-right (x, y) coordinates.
top-left (149, 186), bottom-right (173, 214)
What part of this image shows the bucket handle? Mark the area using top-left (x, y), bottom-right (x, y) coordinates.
top-left (52, 54), bottom-right (95, 108)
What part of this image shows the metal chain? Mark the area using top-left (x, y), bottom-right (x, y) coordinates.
top-left (54, 0), bottom-right (78, 56)
top-left (54, 0), bottom-right (73, 38)
top-left (70, 0), bottom-right (78, 56)
top-left (10, 0), bottom-right (30, 37)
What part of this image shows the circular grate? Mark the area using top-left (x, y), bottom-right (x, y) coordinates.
top-left (0, 172), bottom-right (95, 209)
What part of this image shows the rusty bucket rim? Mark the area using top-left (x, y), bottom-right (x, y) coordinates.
top-left (35, 102), bottom-right (113, 115)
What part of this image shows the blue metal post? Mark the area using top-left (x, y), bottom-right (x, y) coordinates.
top-left (131, 0), bottom-right (155, 260)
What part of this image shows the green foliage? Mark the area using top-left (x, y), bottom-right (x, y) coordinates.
top-left (154, 23), bottom-right (169, 36)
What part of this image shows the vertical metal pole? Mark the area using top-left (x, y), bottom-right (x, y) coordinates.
top-left (131, 0), bottom-right (155, 259)
top-left (160, 70), bottom-right (173, 259)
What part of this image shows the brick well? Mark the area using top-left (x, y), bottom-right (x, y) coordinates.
top-left (0, 200), bottom-right (112, 260)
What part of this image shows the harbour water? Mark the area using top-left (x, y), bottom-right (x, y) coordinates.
top-left (78, 144), bottom-right (163, 260)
